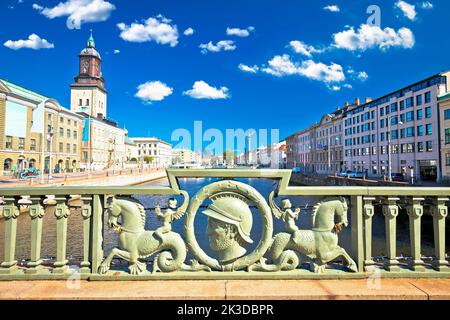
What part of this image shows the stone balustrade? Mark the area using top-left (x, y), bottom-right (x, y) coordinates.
top-left (0, 169), bottom-right (448, 280)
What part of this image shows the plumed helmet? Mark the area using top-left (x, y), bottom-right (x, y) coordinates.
top-left (202, 192), bottom-right (253, 244)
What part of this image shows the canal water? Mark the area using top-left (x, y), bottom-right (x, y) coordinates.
top-left (0, 178), bottom-right (443, 267)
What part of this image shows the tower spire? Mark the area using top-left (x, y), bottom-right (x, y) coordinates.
top-left (87, 29), bottom-right (95, 48)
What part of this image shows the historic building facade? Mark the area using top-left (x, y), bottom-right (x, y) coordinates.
top-left (71, 33), bottom-right (127, 171)
top-left (129, 137), bottom-right (173, 167)
top-left (0, 79), bottom-right (83, 176)
top-left (343, 71), bottom-right (450, 182)
top-left (438, 92), bottom-right (450, 183)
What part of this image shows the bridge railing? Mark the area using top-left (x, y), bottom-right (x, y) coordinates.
top-left (0, 169), bottom-right (448, 280)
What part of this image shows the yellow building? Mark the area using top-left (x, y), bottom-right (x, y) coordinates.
top-left (0, 79), bottom-right (84, 176)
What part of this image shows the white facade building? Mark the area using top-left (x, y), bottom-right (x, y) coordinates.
top-left (130, 137), bottom-right (172, 167)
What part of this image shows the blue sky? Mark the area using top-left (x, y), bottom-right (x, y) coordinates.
top-left (0, 0), bottom-right (448, 153)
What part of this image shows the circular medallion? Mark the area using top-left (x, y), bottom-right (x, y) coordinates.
top-left (185, 180), bottom-right (273, 271)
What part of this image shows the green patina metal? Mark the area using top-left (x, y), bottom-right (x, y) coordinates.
top-left (0, 169), bottom-right (449, 280)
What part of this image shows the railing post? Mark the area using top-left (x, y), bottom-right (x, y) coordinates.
top-left (431, 197), bottom-right (449, 272)
top-left (0, 197), bottom-right (19, 274)
top-left (351, 196), bottom-right (364, 272)
top-left (90, 195), bottom-right (104, 274)
top-left (53, 196), bottom-right (70, 274)
top-left (26, 196), bottom-right (45, 274)
top-left (382, 197), bottom-right (400, 271)
top-left (363, 197), bottom-right (376, 267)
top-left (80, 196), bottom-right (93, 274)
top-left (406, 197), bottom-right (425, 272)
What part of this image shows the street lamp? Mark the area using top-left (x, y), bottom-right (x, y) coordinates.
top-left (47, 125), bottom-right (54, 182)
top-left (387, 116), bottom-right (403, 182)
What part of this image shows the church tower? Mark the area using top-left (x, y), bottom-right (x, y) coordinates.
top-left (70, 31), bottom-right (107, 119)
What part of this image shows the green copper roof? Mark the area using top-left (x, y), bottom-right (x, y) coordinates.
top-left (438, 92), bottom-right (450, 101)
top-left (87, 30), bottom-right (95, 48)
top-left (0, 78), bottom-right (47, 103)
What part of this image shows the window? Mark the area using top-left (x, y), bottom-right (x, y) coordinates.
top-left (416, 95), bottom-right (422, 106)
top-left (391, 116), bottom-right (398, 125)
top-left (400, 114), bottom-right (405, 123)
top-left (417, 109), bottom-right (423, 120)
top-left (380, 108), bottom-right (384, 116)
top-left (400, 128), bottom-right (406, 139)
top-left (385, 106), bottom-right (390, 115)
top-left (59, 127), bottom-right (64, 137)
top-left (400, 100), bottom-right (405, 110)
top-left (381, 132), bottom-right (385, 142)
top-left (446, 154), bottom-right (450, 167)
top-left (401, 144), bottom-right (407, 153)
top-left (66, 143), bottom-right (70, 153)
top-left (425, 107), bottom-right (432, 118)
top-left (407, 143), bottom-right (415, 153)
top-left (391, 130), bottom-right (398, 139)
top-left (426, 141), bottom-right (433, 152)
top-left (59, 143), bottom-right (63, 153)
top-left (30, 139), bottom-right (36, 151)
top-left (425, 91), bottom-right (431, 103)
top-left (18, 138), bottom-right (25, 150)
top-left (446, 129), bottom-right (450, 144)
top-left (392, 144), bottom-right (399, 154)
top-left (74, 131), bottom-right (78, 139)
top-left (79, 99), bottom-right (82, 106)
top-left (60, 117), bottom-right (64, 123)
top-left (86, 99), bottom-right (90, 106)
top-left (48, 113), bottom-right (52, 121)
top-left (407, 127), bottom-right (414, 137)
top-left (67, 119), bottom-right (71, 125)
top-left (417, 125), bottom-right (423, 136)
top-left (73, 144), bottom-right (77, 153)
top-left (426, 124), bottom-right (432, 135)
top-left (406, 97), bottom-right (414, 108)
top-left (5, 136), bottom-right (12, 149)
top-left (406, 111), bottom-right (414, 122)
top-left (381, 146), bottom-right (386, 154)
top-left (67, 129), bottom-right (71, 138)
top-left (417, 142), bottom-right (424, 153)
top-left (391, 103), bottom-right (398, 112)
top-left (444, 109), bottom-right (450, 120)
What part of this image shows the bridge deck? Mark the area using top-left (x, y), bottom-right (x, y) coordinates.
top-left (0, 279), bottom-right (449, 300)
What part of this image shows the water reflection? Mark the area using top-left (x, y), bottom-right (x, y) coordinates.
top-left (0, 177), bottom-right (444, 267)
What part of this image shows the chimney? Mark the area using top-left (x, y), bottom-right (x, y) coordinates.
top-left (355, 98), bottom-right (361, 105)
top-left (365, 97), bottom-right (372, 103)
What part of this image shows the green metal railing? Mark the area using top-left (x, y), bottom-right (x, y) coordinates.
top-left (0, 169), bottom-right (448, 280)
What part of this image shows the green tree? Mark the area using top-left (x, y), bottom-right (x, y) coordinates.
top-left (144, 156), bottom-right (155, 164)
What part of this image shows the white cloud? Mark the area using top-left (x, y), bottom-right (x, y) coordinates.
top-left (199, 40), bottom-right (236, 54)
top-left (226, 26), bottom-right (255, 37)
top-left (333, 24), bottom-right (415, 51)
top-left (183, 81), bottom-right (230, 99)
top-left (184, 27), bottom-right (194, 36)
top-left (261, 54), bottom-right (345, 84)
top-left (113, 49), bottom-right (120, 54)
top-left (348, 68), bottom-right (369, 82)
top-left (135, 81), bottom-right (173, 103)
top-left (4, 34), bottom-right (54, 50)
top-left (395, 1), bottom-right (417, 20)
top-left (32, 0), bottom-right (115, 30)
top-left (117, 15), bottom-right (179, 47)
top-left (289, 40), bottom-right (323, 57)
top-left (421, 1), bottom-right (433, 9)
top-left (238, 63), bottom-right (259, 73)
top-left (324, 5), bottom-right (340, 12)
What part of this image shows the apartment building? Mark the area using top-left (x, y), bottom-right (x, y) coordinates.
top-left (438, 92), bottom-right (450, 182)
top-left (130, 137), bottom-right (173, 167)
top-left (343, 71), bottom-right (450, 182)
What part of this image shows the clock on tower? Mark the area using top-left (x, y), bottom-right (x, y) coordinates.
top-left (70, 31), bottom-right (107, 119)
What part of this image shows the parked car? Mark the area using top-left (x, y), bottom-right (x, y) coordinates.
top-left (391, 173), bottom-right (406, 182)
top-left (338, 169), bottom-right (352, 178)
top-left (348, 171), bottom-right (365, 179)
top-left (292, 166), bottom-right (302, 174)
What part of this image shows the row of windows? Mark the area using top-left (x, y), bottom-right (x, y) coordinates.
top-left (345, 92), bottom-right (432, 126)
top-left (345, 141), bottom-right (434, 156)
top-left (48, 114), bottom-right (79, 127)
top-left (58, 128), bottom-right (78, 139)
top-left (57, 143), bottom-right (78, 154)
top-left (345, 107), bottom-right (432, 136)
top-left (5, 137), bottom-right (37, 151)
